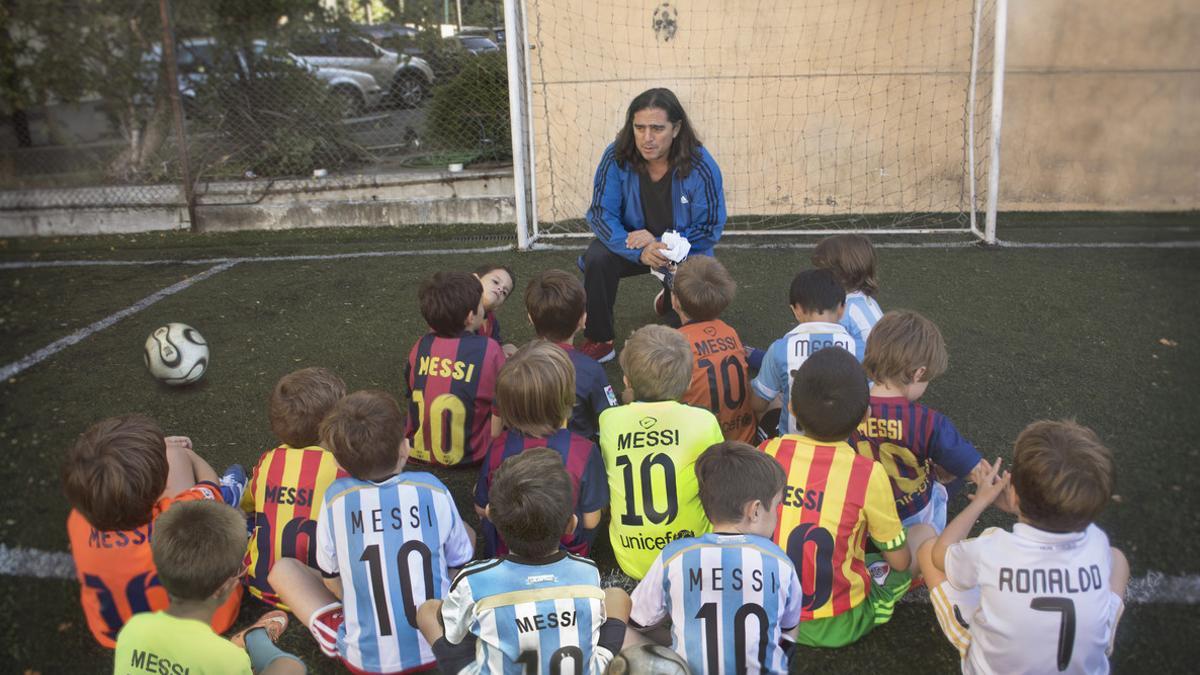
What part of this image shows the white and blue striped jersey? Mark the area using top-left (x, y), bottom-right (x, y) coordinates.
top-left (751, 321), bottom-right (858, 436)
top-left (441, 552), bottom-right (619, 674)
top-left (316, 471), bottom-right (474, 673)
top-left (630, 533), bottom-right (803, 675)
top-left (841, 291), bottom-right (883, 361)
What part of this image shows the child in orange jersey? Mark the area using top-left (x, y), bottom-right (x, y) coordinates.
top-left (62, 414), bottom-right (244, 647)
top-left (242, 367), bottom-right (348, 607)
top-left (671, 256), bottom-right (757, 443)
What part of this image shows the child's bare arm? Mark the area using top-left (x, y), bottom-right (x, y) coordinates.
top-left (581, 510), bottom-right (602, 530)
top-left (930, 458), bottom-right (1009, 572)
top-left (163, 436), bottom-right (219, 497)
top-left (750, 392), bottom-right (775, 416)
top-left (882, 545), bottom-right (912, 572)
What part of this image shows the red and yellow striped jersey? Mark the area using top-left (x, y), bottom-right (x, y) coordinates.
top-left (759, 434), bottom-right (906, 620)
top-left (67, 483), bottom-right (241, 648)
top-left (241, 444), bottom-right (347, 607)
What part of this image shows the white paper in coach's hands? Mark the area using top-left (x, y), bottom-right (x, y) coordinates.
top-left (660, 231), bottom-right (691, 263)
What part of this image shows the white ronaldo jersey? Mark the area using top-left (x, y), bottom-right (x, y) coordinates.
top-left (630, 533), bottom-right (803, 675)
top-left (945, 523), bottom-right (1123, 675)
top-left (316, 472), bottom-right (474, 673)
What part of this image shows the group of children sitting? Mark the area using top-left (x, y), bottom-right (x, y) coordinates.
top-left (65, 235), bottom-right (1130, 674)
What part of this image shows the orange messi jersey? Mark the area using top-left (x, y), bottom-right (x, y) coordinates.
top-left (759, 435), bottom-right (906, 621)
top-left (242, 444), bottom-right (346, 607)
top-left (679, 319), bottom-right (757, 443)
top-left (67, 482), bottom-right (242, 648)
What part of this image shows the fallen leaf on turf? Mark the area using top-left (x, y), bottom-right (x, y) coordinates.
top-left (1111, 494), bottom-right (1123, 503)
top-left (1159, 338), bottom-right (1178, 347)
top-left (57, 622), bottom-right (71, 632)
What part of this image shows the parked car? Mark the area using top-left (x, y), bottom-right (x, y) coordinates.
top-left (356, 22), bottom-right (423, 56)
top-left (289, 31), bottom-right (435, 108)
top-left (458, 25), bottom-right (506, 47)
top-left (166, 38), bottom-right (384, 117)
top-left (445, 34), bottom-right (500, 55)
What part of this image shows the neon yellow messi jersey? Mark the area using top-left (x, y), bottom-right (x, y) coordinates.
top-left (598, 400), bottom-right (722, 579)
top-left (114, 611), bottom-right (251, 675)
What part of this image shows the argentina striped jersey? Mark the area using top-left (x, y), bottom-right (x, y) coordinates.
top-left (751, 321), bottom-right (858, 437)
top-left (840, 292), bottom-right (883, 361)
top-left (630, 533), bottom-right (803, 674)
top-left (441, 552), bottom-right (618, 674)
top-left (315, 472), bottom-right (474, 673)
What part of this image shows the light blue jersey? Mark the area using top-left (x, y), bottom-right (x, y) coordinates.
top-left (751, 321), bottom-right (857, 436)
top-left (315, 472), bottom-right (474, 673)
top-left (630, 533), bottom-right (803, 675)
top-left (841, 291), bottom-right (883, 361)
top-left (441, 552), bottom-right (620, 674)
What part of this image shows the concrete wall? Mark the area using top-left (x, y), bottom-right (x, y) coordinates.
top-left (525, 0), bottom-right (1198, 222)
top-left (0, 169), bottom-right (514, 237)
top-left (1000, 0), bottom-right (1198, 210)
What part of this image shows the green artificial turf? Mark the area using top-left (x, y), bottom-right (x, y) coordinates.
top-left (1, 223), bottom-right (1198, 672)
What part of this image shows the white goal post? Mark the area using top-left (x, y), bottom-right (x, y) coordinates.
top-left (504, 0), bottom-right (1009, 248)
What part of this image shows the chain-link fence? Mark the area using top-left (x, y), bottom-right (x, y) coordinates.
top-left (0, 0), bottom-right (513, 212)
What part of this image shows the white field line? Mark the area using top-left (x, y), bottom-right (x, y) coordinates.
top-left (1, 239), bottom-right (1198, 272)
top-left (0, 262), bottom-right (237, 382)
top-left (596, 567), bottom-right (1200, 605)
top-left (0, 244), bottom-right (515, 270)
top-left (2, 544), bottom-right (1197, 605)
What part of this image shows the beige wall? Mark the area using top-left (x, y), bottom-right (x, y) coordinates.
top-left (525, 0), bottom-right (1198, 224)
top-left (1001, 0), bottom-right (1198, 210)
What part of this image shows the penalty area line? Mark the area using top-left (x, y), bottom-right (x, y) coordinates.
top-left (0, 261), bottom-right (237, 382)
top-left (0, 244), bottom-right (516, 270)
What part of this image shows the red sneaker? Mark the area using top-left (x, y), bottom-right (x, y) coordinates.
top-left (578, 339), bottom-right (616, 364)
top-left (653, 289), bottom-right (668, 316)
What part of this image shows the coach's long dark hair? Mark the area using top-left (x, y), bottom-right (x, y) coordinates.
top-left (614, 87), bottom-right (703, 178)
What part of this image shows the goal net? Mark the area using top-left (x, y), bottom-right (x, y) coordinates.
top-left (512, 0), bottom-right (1000, 241)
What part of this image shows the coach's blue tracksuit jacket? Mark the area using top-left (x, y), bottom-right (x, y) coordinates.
top-left (585, 142), bottom-right (726, 264)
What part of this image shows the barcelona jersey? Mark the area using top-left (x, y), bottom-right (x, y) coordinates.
top-left (475, 428), bottom-right (609, 556)
top-left (759, 434), bottom-right (905, 621)
top-left (557, 342), bottom-right (617, 440)
top-left (67, 482), bottom-right (242, 648)
top-left (678, 319), bottom-right (757, 443)
top-left (241, 444), bottom-right (347, 607)
top-left (405, 331), bottom-right (506, 466)
top-left (477, 309), bottom-right (502, 343)
top-left (850, 396), bottom-right (982, 521)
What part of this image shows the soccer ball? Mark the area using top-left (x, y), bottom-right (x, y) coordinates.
top-left (606, 644), bottom-right (691, 675)
top-left (144, 323), bottom-right (209, 385)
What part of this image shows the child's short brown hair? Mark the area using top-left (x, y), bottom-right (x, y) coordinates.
top-left (419, 271), bottom-right (483, 337)
top-left (619, 325), bottom-right (693, 402)
top-left (152, 500), bottom-right (247, 601)
top-left (269, 367), bottom-right (347, 448)
top-left (672, 256), bottom-right (737, 321)
top-left (61, 414), bottom-right (168, 531)
top-left (496, 341), bottom-right (575, 437)
top-left (1011, 420), bottom-right (1114, 533)
top-left (695, 441), bottom-right (786, 523)
top-left (812, 234), bottom-right (879, 296)
top-left (790, 347), bottom-right (869, 442)
top-left (525, 270), bottom-right (586, 342)
top-left (487, 447), bottom-right (574, 558)
top-left (320, 390), bottom-right (405, 480)
top-left (864, 310), bottom-right (949, 385)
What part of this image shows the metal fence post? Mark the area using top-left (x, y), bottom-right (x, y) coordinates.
top-left (158, 0), bottom-right (196, 230)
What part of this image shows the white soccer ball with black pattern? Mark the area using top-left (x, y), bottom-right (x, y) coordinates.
top-left (144, 323), bottom-right (209, 385)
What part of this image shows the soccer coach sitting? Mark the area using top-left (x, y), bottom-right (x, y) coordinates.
top-left (578, 87), bottom-right (727, 364)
